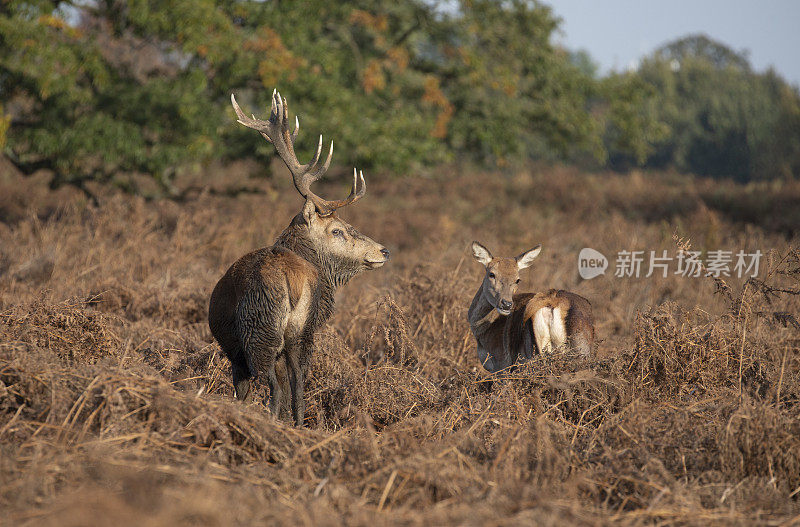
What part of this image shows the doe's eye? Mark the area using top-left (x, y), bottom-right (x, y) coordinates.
top-left (331, 228), bottom-right (343, 237)
top-left (515, 279), bottom-right (520, 284)
top-left (488, 272), bottom-right (495, 279)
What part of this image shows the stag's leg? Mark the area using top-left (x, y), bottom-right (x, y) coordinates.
top-left (244, 328), bottom-right (284, 418)
top-left (287, 333), bottom-right (315, 426)
top-left (209, 316), bottom-right (252, 401)
top-left (238, 283), bottom-right (290, 418)
top-left (231, 360), bottom-right (252, 402)
top-left (256, 342), bottom-right (283, 417)
top-left (285, 343), bottom-right (304, 426)
top-left (265, 360), bottom-right (283, 417)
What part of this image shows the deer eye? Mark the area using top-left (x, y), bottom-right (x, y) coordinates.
top-left (331, 228), bottom-right (344, 237)
top-left (515, 279), bottom-right (520, 284)
top-left (488, 272), bottom-right (495, 279)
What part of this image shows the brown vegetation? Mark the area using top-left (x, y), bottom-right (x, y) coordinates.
top-left (1, 164), bottom-right (799, 525)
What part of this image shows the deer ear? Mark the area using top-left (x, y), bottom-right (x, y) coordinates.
top-left (516, 245), bottom-right (542, 269)
top-left (471, 241), bottom-right (493, 266)
top-left (301, 198), bottom-right (316, 224)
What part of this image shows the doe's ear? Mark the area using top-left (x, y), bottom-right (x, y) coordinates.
top-left (471, 241), bottom-right (493, 266)
top-left (516, 244), bottom-right (542, 269)
top-left (301, 198), bottom-right (316, 224)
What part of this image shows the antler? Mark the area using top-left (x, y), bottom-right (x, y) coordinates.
top-left (230, 90), bottom-right (366, 216)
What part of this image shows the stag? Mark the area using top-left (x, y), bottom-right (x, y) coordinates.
top-left (468, 242), bottom-right (594, 373)
top-left (209, 90), bottom-right (390, 426)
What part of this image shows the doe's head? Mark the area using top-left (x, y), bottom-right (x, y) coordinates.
top-left (471, 241), bottom-right (541, 315)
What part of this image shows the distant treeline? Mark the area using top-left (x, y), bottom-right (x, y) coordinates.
top-left (1, 1), bottom-right (799, 195)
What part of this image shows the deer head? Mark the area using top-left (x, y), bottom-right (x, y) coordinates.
top-left (231, 90), bottom-right (389, 272)
top-left (471, 242), bottom-right (541, 315)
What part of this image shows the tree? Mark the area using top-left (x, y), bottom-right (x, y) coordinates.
top-left (422, 0), bottom-right (603, 164)
top-left (1, 1), bottom-right (241, 196)
top-left (635, 34), bottom-right (800, 180)
top-left (599, 72), bottom-right (669, 169)
top-left (0, 1), bottom-right (683, 196)
top-left (0, 0), bottom-right (453, 195)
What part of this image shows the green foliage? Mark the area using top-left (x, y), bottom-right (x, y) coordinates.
top-left (0, 104), bottom-right (9, 149)
top-left (259, 1), bottom-right (451, 170)
top-left (424, 0), bottom-right (602, 163)
top-left (1, 0), bottom-right (229, 193)
top-left (1, 0), bottom-right (455, 192)
top-left (599, 72), bottom-right (670, 167)
top-left (2, 5), bottom-right (796, 195)
top-left (633, 34), bottom-right (800, 180)
top-left (762, 79), bottom-right (800, 179)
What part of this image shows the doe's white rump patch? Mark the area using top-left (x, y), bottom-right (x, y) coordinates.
top-left (533, 306), bottom-right (567, 354)
top-left (551, 306), bottom-right (567, 347)
top-left (533, 307), bottom-right (553, 354)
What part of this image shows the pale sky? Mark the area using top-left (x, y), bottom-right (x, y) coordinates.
top-left (546, 1), bottom-right (800, 86)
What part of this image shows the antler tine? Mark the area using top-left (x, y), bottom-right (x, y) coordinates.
top-left (343, 168), bottom-right (367, 204)
top-left (318, 140), bottom-right (335, 176)
top-left (292, 116), bottom-right (299, 145)
top-left (305, 137), bottom-right (333, 179)
top-left (231, 91), bottom-right (307, 181)
top-left (314, 168), bottom-right (366, 215)
top-left (291, 135), bottom-right (328, 198)
top-left (309, 135), bottom-right (324, 169)
top-left (231, 94), bottom-right (264, 133)
top-left (232, 89), bottom-right (366, 215)
top-left (270, 89), bottom-right (281, 122)
top-left (355, 169), bottom-right (366, 199)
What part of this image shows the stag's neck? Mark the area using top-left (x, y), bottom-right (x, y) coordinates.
top-left (276, 227), bottom-right (359, 286)
top-left (318, 257), bottom-right (361, 289)
top-left (275, 224), bottom-right (312, 260)
top-left (273, 223), bottom-right (357, 325)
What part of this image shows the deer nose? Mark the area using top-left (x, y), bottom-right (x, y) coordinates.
top-left (380, 248), bottom-right (390, 260)
top-left (500, 300), bottom-right (512, 311)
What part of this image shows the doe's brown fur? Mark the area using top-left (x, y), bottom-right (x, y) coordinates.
top-left (468, 242), bottom-right (595, 373)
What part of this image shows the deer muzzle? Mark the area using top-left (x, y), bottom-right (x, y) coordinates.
top-left (364, 247), bottom-right (390, 269)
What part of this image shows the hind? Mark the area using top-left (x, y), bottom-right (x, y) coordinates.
top-left (467, 243), bottom-right (595, 372)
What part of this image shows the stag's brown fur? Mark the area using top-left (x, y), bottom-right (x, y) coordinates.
top-left (468, 242), bottom-right (594, 373)
top-left (209, 91), bottom-right (388, 426)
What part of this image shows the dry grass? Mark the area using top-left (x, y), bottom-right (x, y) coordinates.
top-left (1, 163), bottom-right (799, 525)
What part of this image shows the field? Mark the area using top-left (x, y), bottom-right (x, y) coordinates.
top-left (1, 161), bottom-right (799, 525)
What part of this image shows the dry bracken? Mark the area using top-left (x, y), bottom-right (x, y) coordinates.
top-left (1, 165), bottom-right (799, 525)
